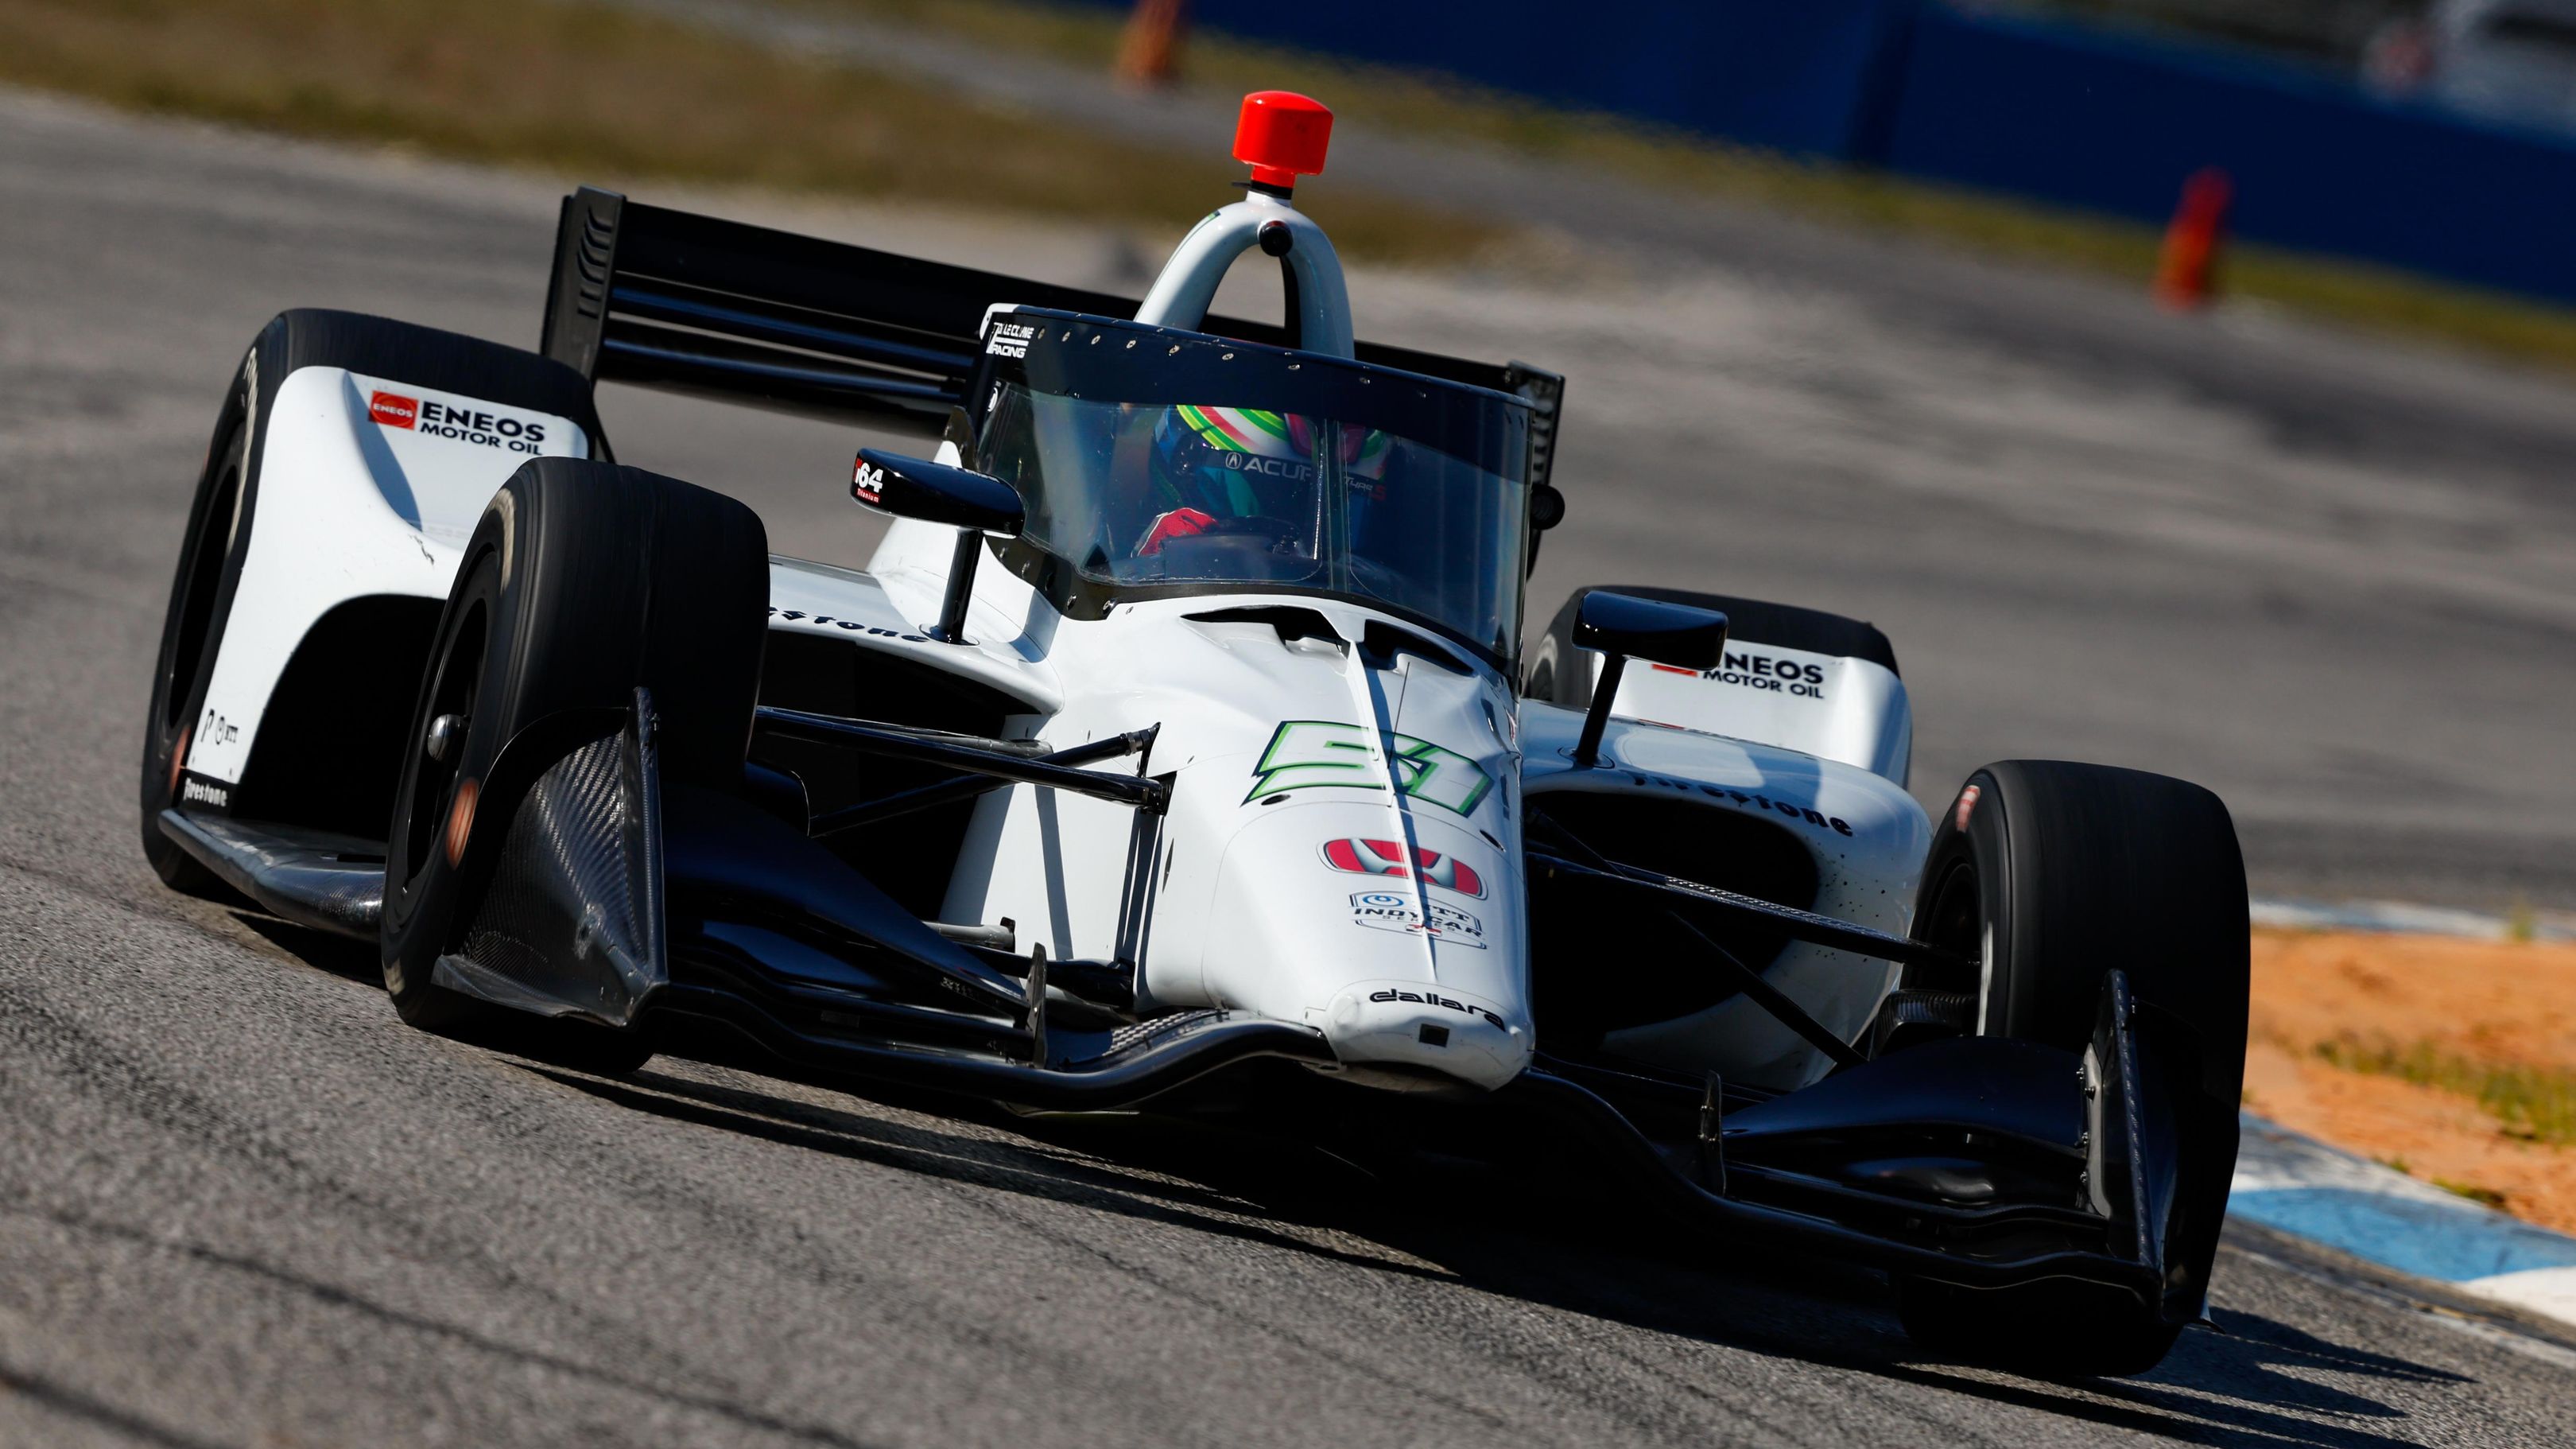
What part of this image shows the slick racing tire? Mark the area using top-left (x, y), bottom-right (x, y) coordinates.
top-left (378, 457), bottom-right (766, 1070)
top-left (1894, 759), bottom-right (2248, 1377)
top-left (139, 383), bottom-right (253, 895)
top-left (1524, 585), bottom-right (1897, 705)
top-left (140, 310), bottom-right (607, 895)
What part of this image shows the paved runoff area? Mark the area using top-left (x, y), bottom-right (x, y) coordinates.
top-left (8, 87), bottom-right (2576, 1447)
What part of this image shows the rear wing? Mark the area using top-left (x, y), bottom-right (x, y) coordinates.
top-left (537, 187), bottom-right (1563, 495)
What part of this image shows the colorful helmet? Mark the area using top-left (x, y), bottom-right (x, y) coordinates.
top-left (1149, 405), bottom-right (1390, 517)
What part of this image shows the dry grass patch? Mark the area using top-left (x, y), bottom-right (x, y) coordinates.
top-left (2313, 1035), bottom-right (2576, 1148)
top-left (16, 0), bottom-right (2573, 361)
top-left (2247, 927), bottom-right (2576, 1233)
top-left (0, 0), bottom-right (1484, 264)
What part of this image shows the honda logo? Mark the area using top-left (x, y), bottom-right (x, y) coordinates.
top-left (1319, 838), bottom-right (1486, 898)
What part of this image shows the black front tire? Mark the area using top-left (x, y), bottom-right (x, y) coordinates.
top-left (1895, 759), bottom-right (2248, 1377)
top-left (139, 372), bottom-right (254, 895)
top-left (379, 457), bottom-right (767, 1054)
top-left (1897, 1276), bottom-right (2188, 1380)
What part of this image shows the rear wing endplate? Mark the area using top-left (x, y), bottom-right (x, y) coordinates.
top-left (538, 187), bottom-right (1562, 495)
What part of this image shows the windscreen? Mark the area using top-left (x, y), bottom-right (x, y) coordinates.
top-left (976, 314), bottom-right (1531, 660)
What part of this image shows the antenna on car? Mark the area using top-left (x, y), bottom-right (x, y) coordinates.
top-left (1132, 91), bottom-right (1356, 357)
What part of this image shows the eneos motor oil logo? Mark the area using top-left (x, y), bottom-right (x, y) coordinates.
top-left (366, 387), bottom-right (552, 454)
top-left (368, 391), bottom-right (419, 429)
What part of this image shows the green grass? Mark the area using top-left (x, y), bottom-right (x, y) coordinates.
top-left (2314, 1035), bottom-right (2576, 1148)
top-left (800, 0), bottom-right (2576, 375)
top-left (2508, 900), bottom-right (2540, 945)
top-left (0, 0), bottom-right (1487, 265)
top-left (2435, 1178), bottom-right (2511, 1210)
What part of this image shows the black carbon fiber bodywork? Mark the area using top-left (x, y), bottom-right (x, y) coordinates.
top-left (433, 694), bottom-right (665, 1026)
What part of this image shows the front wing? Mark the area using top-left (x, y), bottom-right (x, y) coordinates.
top-left (159, 687), bottom-right (2188, 1319)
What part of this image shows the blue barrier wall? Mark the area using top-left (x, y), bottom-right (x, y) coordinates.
top-left (1880, 6), bottom-right (2576, 303)
top-left (1080, 0), bottom-right (2576, 303)
top-left (1133, 0), bottom-right (1915, 157)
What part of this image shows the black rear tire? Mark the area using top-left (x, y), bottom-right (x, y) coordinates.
top-left (379, 457), bottom-right (767, 1057)
top-left (1895, 759), bottom-right (2248, 1377)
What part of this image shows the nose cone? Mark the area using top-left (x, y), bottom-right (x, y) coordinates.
top-left (1322, 978), bottom-right (1528, 1092)
top-left (1197, 798), bottom-right (1532, 1092)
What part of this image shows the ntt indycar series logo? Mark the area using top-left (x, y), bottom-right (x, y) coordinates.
top-left (1348, 891), bottom-right (1488, 949)
top-left (369, 390), bottom-right (552, 453)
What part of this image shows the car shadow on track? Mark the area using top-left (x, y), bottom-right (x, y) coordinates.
top-left (510, 1047), bottom-right (2488, 1449)
top-left (231, 910), bottom-right (380, 986)
top-left (211, 900), bottom-right (2505, 1449)
top-left (1849, 1311), bottom-right (2470, 1449)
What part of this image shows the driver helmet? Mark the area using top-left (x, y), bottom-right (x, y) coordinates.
top-left (1148, 405), bottom-right (1390, 516)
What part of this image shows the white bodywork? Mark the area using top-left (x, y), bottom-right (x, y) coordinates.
top-left (1521, 708), bottom-right (1927, 1087)
top-left (187, 191), bottom-right (1935, 1095)
top-left (180, 364), bottom-right (588, 789)
top-left (1556, 635), bottom-right (1912, 787)
top-left (845, 510), bottom-right (1927, 1092)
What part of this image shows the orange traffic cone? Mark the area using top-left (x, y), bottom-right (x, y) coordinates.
top-left (1116, 0), bottom-right (1190, 87)
top-left (2154, 167), bottom-right (2233, 310)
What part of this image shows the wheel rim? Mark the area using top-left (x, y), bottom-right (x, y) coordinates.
top-left (402, 594), bottom-right (489, 884)
top-left (1918, 857), bottom-right (1984, 1000)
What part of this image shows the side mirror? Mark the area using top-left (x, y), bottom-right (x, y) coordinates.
top-left (1569, 591), bottom-right (1728, 768)
top-left (852, 449), bottom-right (1023, 538)
top-left (851, 449), bottom-right (1024, 643)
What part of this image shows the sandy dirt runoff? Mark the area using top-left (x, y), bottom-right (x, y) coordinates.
top-left (2247, 927), bottom-right (2576, 1234)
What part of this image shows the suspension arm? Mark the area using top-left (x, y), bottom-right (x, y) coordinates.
top-left (1528, 849), bottom-right (1974, 977)
top-left (805, 728), bottom-right (1161, 837)
top-left (755, 708), bottom-right (1169, 814)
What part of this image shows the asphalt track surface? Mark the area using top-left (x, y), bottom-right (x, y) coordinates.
top-left (9, 90), bottom-right (2576, 1447)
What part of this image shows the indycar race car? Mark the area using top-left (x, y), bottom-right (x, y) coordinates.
top-left (140, 91), bottom-right (2248, 1375)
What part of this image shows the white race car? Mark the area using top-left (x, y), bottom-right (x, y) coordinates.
top-left (140, 92), bottom-right (2249, 1375)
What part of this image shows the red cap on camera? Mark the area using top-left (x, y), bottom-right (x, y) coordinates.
top-left (1233, 91), bottom-right (1333, 190)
